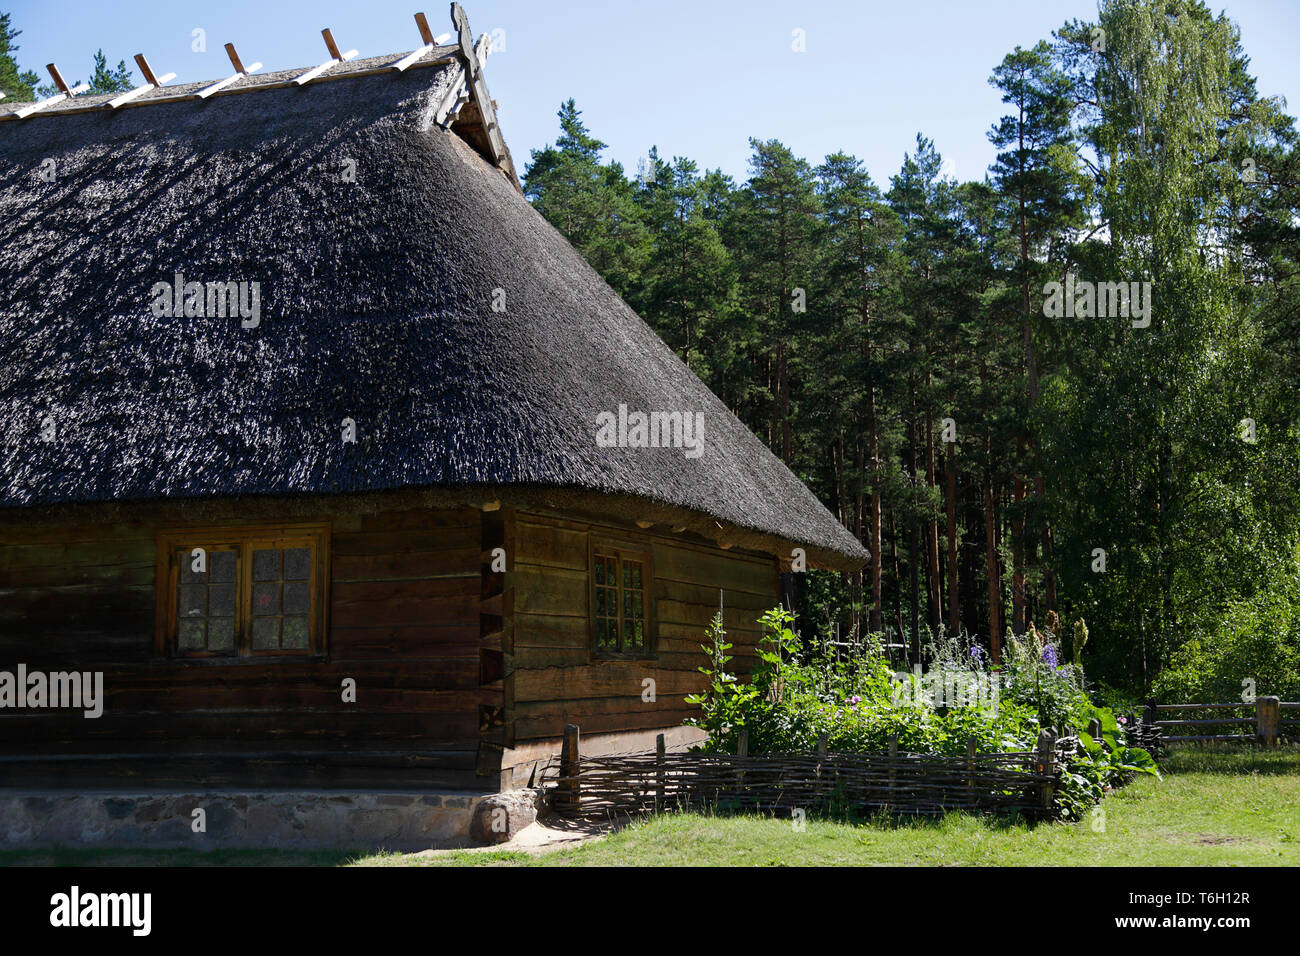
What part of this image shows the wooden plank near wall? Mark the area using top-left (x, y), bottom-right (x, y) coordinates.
top-left (513, 520), bottom-right (587, 571)
top-left (331, 577), bottom-right (480, 628)
top-left (329, 624), bottom-right (481, 661)
top-left (0, 711), bottom-right (482, 752)
top-left (510, 565), bottom-right (586, 616)
top-left (0, 752), bottom-right (483, 791)
top-left (513, 705), bottom-right (702, 740)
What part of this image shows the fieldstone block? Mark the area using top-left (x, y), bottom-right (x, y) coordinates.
top-left (469, 789), bottom-right (538, 844)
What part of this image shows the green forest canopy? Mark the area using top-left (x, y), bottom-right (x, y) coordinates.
top-left (523, 0), bottom-right (1300, 698)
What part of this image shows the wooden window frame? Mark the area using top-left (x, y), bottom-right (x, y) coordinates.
top-left (588, 537), bottom-right (655, 660)
top-left (154, 522), bottom-right (330, 660)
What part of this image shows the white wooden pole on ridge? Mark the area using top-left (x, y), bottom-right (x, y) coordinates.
top-left (294, 28), bottom-right (359, 85)
top-left (12, 63), bottom-right (91, 119)
top-left (107, 54), bottom-right (177, 109)
top-left (392, 11), bottom-right (448, 71)
top-left (197, 43), bottom-right (261, 99)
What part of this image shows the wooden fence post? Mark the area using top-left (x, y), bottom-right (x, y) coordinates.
top-left (736, 728), bottom-right (748, 800)
top-left (1036, 729), bottom-right (1058, 816)
top-left (966, 736), bottom-right (977, 797)
top-left (1257, 696), bottom-right (1280, 747)
top-left (655, 732), bottom-right (666, 812)
top-left (560, 723), bottom-right (580, 813)
top-left (887, 733), bottom-right (899, 809)
top-left (815, 733), bottom-right (829, 803)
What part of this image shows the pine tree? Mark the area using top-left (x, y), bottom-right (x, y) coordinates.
top-left (988, 41), bottom-right (1087, 633)
top-left (0, 12), bottom-right (39, 101)
top-left (635, 153), bottom-right (735, 375)
top-left (726, 139), bottom-right (821, 462)
top-left (813, 152), bottom-right (900, 634)
top-left (523, 100), bottom-right (649, 301)
top-left (88, 50), bottom-right (132, 93)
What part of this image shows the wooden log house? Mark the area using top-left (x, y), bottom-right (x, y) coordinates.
top-left (0, 7), bottom-right (866, 800)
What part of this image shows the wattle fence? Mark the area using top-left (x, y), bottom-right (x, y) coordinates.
top-left (548, 725), bottom-right (1075, 822)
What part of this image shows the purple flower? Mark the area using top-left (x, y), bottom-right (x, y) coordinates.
top-left (1118, 716), bottom-right (1128, 725)
top-left (970, 646), bottom-right (983, 661)
top-left (1041, 645), bottom-right (1058, 667)
top-left (846, 695), bottom-right (862, 706)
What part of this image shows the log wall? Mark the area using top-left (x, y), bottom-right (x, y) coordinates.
top-left (506, 508), bottom-right (780, 746)
top-left (0, 502), bottom-right (488, 790)
top-left (0, 498), bottom-right (783, 792)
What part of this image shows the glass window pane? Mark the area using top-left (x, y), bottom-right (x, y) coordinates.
top-left (179, 550), bottom-right (204, 582)
top-left (282, 617), bottom-right (309, 649)
top-left (178, 619), bottom-right (205, 650)
top-left (208, 618), bottom-right (236, 651)
top-left (178, 584), bottom-right (205, 617)
top-left (252, 617), bottom-right (280, 650)
top-left (208, 583), bottom-right (237, 617)
top-left (253, 549), bottom-right (282, 581)
top-left (622, 563), bottom-right (631, 588)
top-left (283, 581), bottom-right (309, 615)
top-left (283, 548), bottom-right (310, 581)
top-left (252, 581), bottom-right (280, 616)
top-left (209, 550), bottom-right (237, 583)
top-left (631, 563), bottom-right (643, 588)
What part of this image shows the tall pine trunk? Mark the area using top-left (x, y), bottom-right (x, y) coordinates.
top-left (925, 408), bottom-right (942, 633)
top-left (1012, 461), bottom-right (1026, 635)
top-left (1037, 475), bottom-right (1056, 611)
top-left (981, 357), bottom-right (1002, 663)
top-left (869, 397), bottom-right (883, 633)
top-left (907, 413), bottom-right (921, 658)
top-left (945, 444), bottom-right (959, 634)
top-left (984, 467), bottom-right (1002, 665)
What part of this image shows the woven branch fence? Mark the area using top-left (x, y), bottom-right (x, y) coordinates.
top-left (548, 725), bottom-right (1074, 822)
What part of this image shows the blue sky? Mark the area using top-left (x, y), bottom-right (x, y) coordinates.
top-left (7, 0), bottom-right (1299, 187)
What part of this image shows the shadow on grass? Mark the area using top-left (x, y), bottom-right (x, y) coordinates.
top-left (1159, 743), bottom-right (1300, 776)
top-left (585, 799), bottom-right (1040, 833)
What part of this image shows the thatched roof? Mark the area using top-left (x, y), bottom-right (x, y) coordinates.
top-left (0, 32), bottom-right (867, 571)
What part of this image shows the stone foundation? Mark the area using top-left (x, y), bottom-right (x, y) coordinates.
top-left (0, 791), bottom-right (493, 851)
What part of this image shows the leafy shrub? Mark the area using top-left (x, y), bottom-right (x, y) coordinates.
top-left (1057, 702), bottom-right (1161, 819)
top-left (1153, 567), bottom-right (1300, 703)
top-left (685, 606), bottom-right (1158, 819)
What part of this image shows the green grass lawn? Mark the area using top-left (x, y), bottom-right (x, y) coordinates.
top-left (3, 746), bottom-right (1297, 866)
